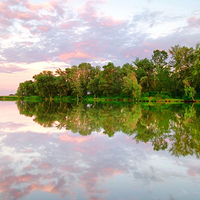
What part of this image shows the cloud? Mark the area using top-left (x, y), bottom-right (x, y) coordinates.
top-left (0, 0), bottom-right (199, 69)
top-left (59, 51), bottom-right (92, 61)
top-left (0, 65), bottom-right (27, 73)
top-left (131, 10), bottom-right (163, 28)
top-left (59, 134), bottom-right (94, 143)
top-left (38, 25), bottom-right (52, 32)
top-left (187, 16), bottom-right (200, 28)
top-left (187, 165), bottom-right (200, 177)
top-left (0, 122), bottom-right (25, 131)
top-left (24, 1), bottom-right (54, 12)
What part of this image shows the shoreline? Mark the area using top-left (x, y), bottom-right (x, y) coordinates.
top-left (1, 95), bottom-right (200, 103)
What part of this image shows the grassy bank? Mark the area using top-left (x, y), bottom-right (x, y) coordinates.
top-left (0, 96), bottom-right (18, 101)
top-left (139, 97), bottom-right (200, 103)
top-left (1, 95), bottom-right (200, 103)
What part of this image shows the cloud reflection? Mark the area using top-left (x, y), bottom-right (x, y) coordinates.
top-left (0, 102), bottom-right (200, 199)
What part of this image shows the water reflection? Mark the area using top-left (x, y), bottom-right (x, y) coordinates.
top-left (17, 101), bottom-right (200, 158)
top-left (0, 101), bottom-right (200, 200)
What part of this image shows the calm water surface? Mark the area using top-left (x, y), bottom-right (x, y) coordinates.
top-left (0, 101), bottom-right (200, 200)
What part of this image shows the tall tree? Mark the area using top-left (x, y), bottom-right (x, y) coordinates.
top-left (191, 44), bottom-right (200, 97)
top-left (99, 62), bottom-right (122, 97)
top-left (122, 72), bottom-right (141, 100)
top-left (87, 66), bottom-right (101, 97)
top-left (17, 80), bottom-right (36, 97)
top-left (152, 49), bottom-right (168, 68)
top-left (67, 63), bottom-right (93, 100)
top-left (151, 50), bottom-right (171, 94)
top-left (134, 58), bottom-right (154, 93)
top-left (169, 45), bottom-right (195, 98)
top-left (33, 71), bottom-right (57, 99)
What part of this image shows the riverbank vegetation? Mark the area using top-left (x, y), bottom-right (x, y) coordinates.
top-left (16, 44), bottom-right (200, 102)
top-left (0, 95), bottom-right (18, 101)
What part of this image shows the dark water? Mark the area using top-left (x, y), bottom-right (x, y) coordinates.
top-left (0, 101), bottom-right (200, 200)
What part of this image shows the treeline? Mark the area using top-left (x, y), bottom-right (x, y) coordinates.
top-left (17, 44), bottom-right (200, 100)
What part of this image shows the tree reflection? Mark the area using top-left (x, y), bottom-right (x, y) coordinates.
top-left (17, 101), bottom-right (200, 157)
top-left (169, 105), bottom-right (200, 157)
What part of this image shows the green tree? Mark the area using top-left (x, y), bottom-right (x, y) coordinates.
top-left (87, 66), bottom-right (101, 97)
top-left (55, 75), bottom-right (70, 97)
top-left (134, 58), bottom-right (154, 93)
top-left (120, 63), bottom-right (135, 77)
top-left (17, 80), bottom-right (36, 97)
top-left (122, 72), bottom-right (141, 100)
top-left (152, 49), bottom-right (168, 68)
top-left (33, 71), bottom-right (57, 99)
top-left (169, 45), bottom-right (195, 98)
top-left (99, 62), bottom-right (122, 97)
top-left (191, 44), bottom-right (200, 97)
top-left (183, 80), bottom-right (196, 101)
top-left (151, 50), bottom-right (171, 94)
top-left (66, 63), bottom-right (91, 100)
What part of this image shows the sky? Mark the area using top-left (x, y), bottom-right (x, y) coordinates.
top-left (0, 0), bottom-right (200, 95)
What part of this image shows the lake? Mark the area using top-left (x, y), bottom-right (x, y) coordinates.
top-left (0, 101), bottom-right (200, 200)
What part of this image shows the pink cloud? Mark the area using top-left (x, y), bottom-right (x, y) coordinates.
top-left (0, 65), bottom-right (26, 73)
top-left (16, 12), bottom-right (35, 20)
top-left (60, 20), bottom-right (81, 29)
top-left (22, 42), bottom-right (34, 46)
top-left (23, 165), bottom-right (32, 171)
top-left (188, 170), bottom-right (197, 177)
top-left (38, 25), bottom-right (51, 32)
top-left (100, 18), bottom-right (123, 26)
top-left (3, 0), bottom-right (20, 6)
top-left (39, 162), bottom-right (52, 169)
top-left (1, 10), bottom-right (39, 21)
top-left (79, 172), bottom-right (108, 200)
top-left (25, 182), bottom-right (55, 193)
top-left (0, 122), bottom-right (25, 131)
top-left (187, 16), bottom-right (200, 28)
top-left (75, 147), bottom-right (86, 152)
top-left (59, 52), bottom-right (92, 61)
top-left (78, 0), bottom-right (103, 22)
top-left (0, 165), bottom-right (72, 199)
top-left (24, 2), bottom-right (53, 12)
top-left (0, 1), bottom-right (42, 22)
top-left (0, 16), bottom-right (12, 26)
top-left (90, 197), bottom-right (105, 200)
top-left (0, 174), bottom-right (39, 192)
top-left (21, 148), bottom-right (34, 153)
top-left (75, 42), bottom-right (86, 47)
top-left (23, 25), bottom-right (31, 30)
top-left (59, 134), bottom-right (93, 143)
top-left (0, 2), bottom-right (10, 16)
top-left (187, 165), bottom-right (200, 177)
top-left (144, 42), bottom-right (157, 48)
top-left (101, 168), bottom-right (123, 178)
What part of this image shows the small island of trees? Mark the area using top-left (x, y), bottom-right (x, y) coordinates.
top-left (16, 44), bottom-right (200, 101)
